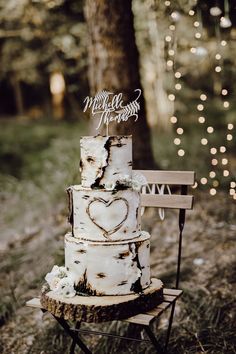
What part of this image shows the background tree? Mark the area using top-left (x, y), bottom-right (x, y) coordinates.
top-left (84, 0), bottom-right (156, 169)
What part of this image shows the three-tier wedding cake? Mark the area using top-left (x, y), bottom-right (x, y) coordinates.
top-left (43, 134), bottom-right (153, 297)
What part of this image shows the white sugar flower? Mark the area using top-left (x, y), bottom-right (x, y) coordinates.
top-left (45, 265), bottom-right (75, 295)
top-left (132, 172), bottom-right (148, 187)
top-left (104, 182), bottom-right (116, 190)
top-left (56, 276), bottom-right (76, 298)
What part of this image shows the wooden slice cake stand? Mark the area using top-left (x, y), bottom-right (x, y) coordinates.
top-left (41, 278), bottom-right (163, 323)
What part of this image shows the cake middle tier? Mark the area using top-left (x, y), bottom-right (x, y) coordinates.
top-left (65, 232), bottom-right (151, 296)
top-left (68, 185), bottom-right (141, 242)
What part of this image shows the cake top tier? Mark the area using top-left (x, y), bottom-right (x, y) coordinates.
top-left (80, 135), bottom-right (132, 188)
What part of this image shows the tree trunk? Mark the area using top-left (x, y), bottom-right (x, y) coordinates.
top-left (84, 0), bottom-right (156, 169)
top-left (11, 74), bottom-right (24, 116)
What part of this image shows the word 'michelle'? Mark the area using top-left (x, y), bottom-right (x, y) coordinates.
top-left (83, 89), bottom-right (141, 130)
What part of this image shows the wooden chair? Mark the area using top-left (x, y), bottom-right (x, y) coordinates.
top-left (26, 170), bottom-right (195, 354)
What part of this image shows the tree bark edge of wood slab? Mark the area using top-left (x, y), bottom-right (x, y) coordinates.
top-left (40, 278), bottom-right (163, 323)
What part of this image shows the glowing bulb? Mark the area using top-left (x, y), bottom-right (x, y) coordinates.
top-left (200, 94), bottom-right (207, 101)
top-left (190, 47), bottom-right (197, 54)
top-left (220, 17), bottom-right (232, 28)
top-left (210, 148), bottom-right (217, 155)
top-left (168, 94), bottom-right (175, 101)
top-left (201, 138), bottom-right (208, 145)
top-left (220, 146), bottom-right (226, 153)
top-left (176, 128), bottom-right (184, 135)
top-left (178, 149), bottom-right (185, 156)
top-left (195, 32), bottom-right (202, 39)
top-left (215, 66), bottom-right (222, 72)
top-left (222, 158), bottom-right (228, 165)
top-left (210, 188), bottom-right (217, 195)
top-left (189, 10), bottom-right (195, 16)
top-left (230, 189), bottom-right (235, 196)
top-left (223, 101), bottom-right (229, 108)
top-left (174, 138), bottom-right (181, 145)
top-left (212, 159), bottom-right (218, 166)
top-left (223, 170), bottom-right (229, 177)
top-left (230, 182), bottom-right (236, 188)
top-left (227, 134), bottom-right (233, 141)
top-left (201, 177), bottom-right (208, 185)
top-left (233, 194), bottom-right (236, 200)
top-left (207, 126), bottom-right (214, 133)
top-left (197, 104), bottom-right (204, 111)
top-left (222, 89), bottom-right (228, 95)
top-left (167, 60), bottom-right (174, 67)
top-left (215, 53), bottom-right (221, 60)
top-left (209, 171), bottom-right (216, 178)
top-left (198, 116), bottom-right (205, 124)
top-left (192, 182), bottom-right (198, 189)
top-left (165, 0), bottom-right (171, 6)
top-left (213, 180), bottom-right (219, 187)
top-left (169, 25), bottom-right (175, 31)
top-left (228, 123), bottom-right (234, 130)
top-left (171, 11), bottom-right (181, 22)
top-left (170, 116), bottom-right (177, 123)
top-left (194, 21), bottom-right (200, 27)
top-left (175, 71), bottom-right (181, 78)
top-left (168, 49), bottom-right (175, 56)
top-left (221, 40), bottom-right (227, 46)
top-left (165, 35), bottom-right (172, 42)
top-left (175, 83), bottom-right (182, 90)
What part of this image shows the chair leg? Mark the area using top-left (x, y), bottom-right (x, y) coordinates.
top-left (144, 325), bottom-right (164, 354)
top-left (69, 321), bottom-right (82, 354)
top-left (164, 301), bottom-right (176, 352)
top-left (52, 315), bottom-right (92, 354)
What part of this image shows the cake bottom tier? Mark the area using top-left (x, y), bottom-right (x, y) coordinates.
top-left (65, 232), bottom-right (150, 296)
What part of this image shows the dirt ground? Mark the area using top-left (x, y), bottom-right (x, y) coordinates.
top-left (0, 189), bottom-right (235, 354)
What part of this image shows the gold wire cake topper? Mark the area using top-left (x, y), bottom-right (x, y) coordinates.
top-left (83, 89), bottom-right (141, 134)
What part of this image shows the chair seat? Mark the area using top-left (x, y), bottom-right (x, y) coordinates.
top-left (26, 288), bottom-right (182, 326)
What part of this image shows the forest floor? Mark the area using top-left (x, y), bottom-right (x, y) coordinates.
top-left (0, 119), bottom-right (235, 354)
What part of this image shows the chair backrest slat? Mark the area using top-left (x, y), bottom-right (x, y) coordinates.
top-left (135, 170), bottom-right (195, 186)
top-left (141, 194), bottom-right (193, 210)
top-left (135, 169), bottom-right (195, 210)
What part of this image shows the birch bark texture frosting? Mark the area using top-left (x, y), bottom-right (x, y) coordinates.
top-left (68, 185), bottom-right (141, 242)
top-left (65, 232), bottom-right (150, 296)
top-left (80, 135), bottom-right (132, 188)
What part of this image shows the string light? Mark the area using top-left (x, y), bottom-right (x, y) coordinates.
top-left (220, 146), bottom-right (226, 153)
top-left (230, 182), bottom-right (236, 188)
top-left (167, 60), bottom-right (174, 67)
top-left (209, 171), bottom-right (216, 178)
top-left (178, 149), bottom-right (185, 156)
top-left (200, 94), bottom-right (207, 101)
top-left (170, 116), bottom-right (177, 123)
top-left (169, 25), bottom-right (175, 31)
top-left (227, 134), bottom-right (233, 141)
top-left (192, 182), bottom-right (198, 189)
top-left (210, 188), bottom-right (217, 195)
top-left (168, 49), bottom-right (175, 56)
top-left (176, 127), bottom-right (184, 135)
top-left (201, 138), bottom-right (208, 145)
top-left (223, 101), bottom-right (229, 108)
top-left (198, 116), bottom-right (205, 123)
top-left (165, 35), bottom-right (172, 42)
top-left (229, 189), bottom-right (235, 195)
top-left (227, 124), bottom-right (234, 130)
top-left (197, 104), bottom-right (204, 111)
top-left (174, 138), bottom-right (181, 145)
top-left (223, 170), bottom-right (229, 177)
top-left (190, 47), bottom-right (197, 54)
top-left (194, 21), bottom-right (200, 27)
top-left (201, 177), bottom-right (208, 185)
top-left (195, 32), bottom-right (202, 39)
top-left (215, 66), bottom-right (222, 72)
top-left (168, 94), bottom-right (175, 101)
top-left (189, 10), bottom-right (195, 16)
top-left (207, 126), bottom-right (214, 133)
top-left (222, 89), bottom-right (228, 95)
top-left (215, 53), bottom-right (221, 60)
top-left (213, 180), bottom-right (219, 187)
top-left (165, 0), bottom-right (171, 6)
top-left (221, 40), bottom-right (227, 46)
top-left (222, 158), bottom-right (228, 165)
top-left (170, 11), bottom-right (181, 22)
top-left (212, 159), bottom-right (218, 166)
top-left (174, 71), bottom-right (181, 78)
top-left (210, 148), bottom-right (217, 155)
top-left (175, 83), bottom-right (182, 90)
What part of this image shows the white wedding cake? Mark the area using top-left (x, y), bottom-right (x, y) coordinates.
top-left (45, 135), bottom-right (151, 297)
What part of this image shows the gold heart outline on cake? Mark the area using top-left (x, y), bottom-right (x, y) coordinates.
top-left (87, 197), bottom-right (129, 239)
